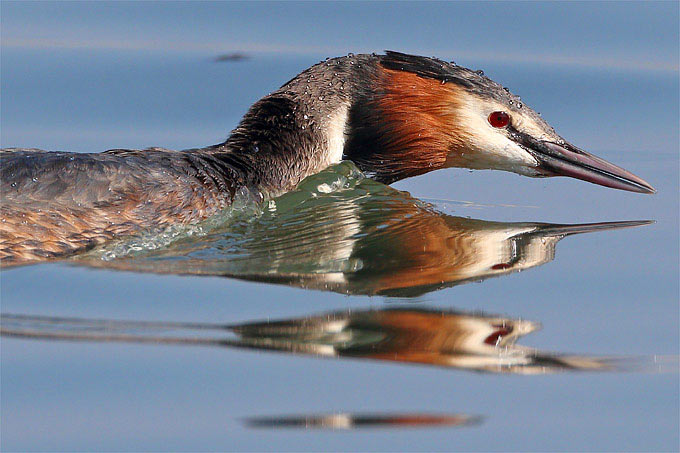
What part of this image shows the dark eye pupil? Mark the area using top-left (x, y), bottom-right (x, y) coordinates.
top-left (488, 111), bottom-right (510, 128)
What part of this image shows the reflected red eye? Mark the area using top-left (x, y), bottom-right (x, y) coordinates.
top-left (488, 111), bottom-right (510, 128)
top-left (484, 327), bottom-right (512, 346)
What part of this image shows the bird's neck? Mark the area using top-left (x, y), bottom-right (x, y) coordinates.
top-left (207, 55), bottom-right (461, 195)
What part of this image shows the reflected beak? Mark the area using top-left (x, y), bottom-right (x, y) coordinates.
top-left (534, 219), bottom-right (654, 236)
top-left (516, 133), bottom-right (656, 194)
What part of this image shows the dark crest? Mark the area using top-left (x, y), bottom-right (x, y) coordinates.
top-left (379, 51), bottom-right (517, 105)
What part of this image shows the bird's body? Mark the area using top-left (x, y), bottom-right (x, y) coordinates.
top-left (1, 148), bottom-right (234, 260)
top-left (0, 52), bottom-right (655, 264)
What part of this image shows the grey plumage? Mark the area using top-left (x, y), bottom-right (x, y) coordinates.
top-left (0, 148), bottom-right (234, 262)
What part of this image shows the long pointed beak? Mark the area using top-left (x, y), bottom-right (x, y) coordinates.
top-left (520, 136), bottom-right (656, 194)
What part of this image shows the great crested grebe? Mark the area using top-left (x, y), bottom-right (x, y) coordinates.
top-left (0, 51), bottom-right (655, 264)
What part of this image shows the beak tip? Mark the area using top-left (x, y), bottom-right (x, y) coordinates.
top-left (633, 179), bottom-right (657, 195)
top-left (534, 142), bottom-right (658, 195)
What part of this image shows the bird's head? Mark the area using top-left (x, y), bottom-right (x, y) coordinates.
top-left (344, 51), bottom-right (655, 193)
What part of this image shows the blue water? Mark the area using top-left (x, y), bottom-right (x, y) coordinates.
top-left (1, 2), bottom-right (679, 451)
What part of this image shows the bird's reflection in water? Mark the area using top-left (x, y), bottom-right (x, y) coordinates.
top-left (244, 412), bottom-right (482, 430)
top-left (228, 308), bottom-right (619, 374)
top-left (1, 307), bottom-right (639, 374)
top-left (79, 162), bottom-right (651, 297)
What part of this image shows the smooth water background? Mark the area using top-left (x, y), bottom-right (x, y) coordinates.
top-left (1, 2), bottom-right (679, 451)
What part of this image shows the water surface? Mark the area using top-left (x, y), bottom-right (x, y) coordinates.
top-left (1, 4), bottom-right (678, 451)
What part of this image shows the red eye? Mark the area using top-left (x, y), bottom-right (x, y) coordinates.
top-left (488, 111), bottom-right (510, 128)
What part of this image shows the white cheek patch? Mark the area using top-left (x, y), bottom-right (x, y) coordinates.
top-left (453, 95), bottom-right (540, 174)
